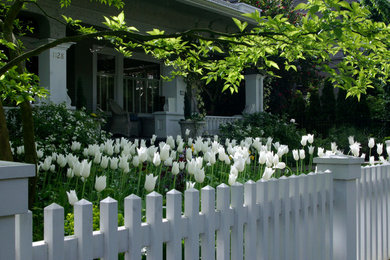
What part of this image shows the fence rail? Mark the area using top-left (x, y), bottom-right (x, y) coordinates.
top-left (204, 115), bottom-right (242, 136)
top-left (2, 156), bottom-right (390, 260)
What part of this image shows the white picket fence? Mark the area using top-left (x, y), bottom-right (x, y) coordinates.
top-left (357, 164), bottom-right (390, 260)
top-left (1, 156), bottom-right (390, 260)
top-left (204, 115), bottom-right (242, 136)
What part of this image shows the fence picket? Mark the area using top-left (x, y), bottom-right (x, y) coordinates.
top-left (216, 184), bottom-right (230, 260)
top-left (377, 166), bottom-right (384, 260)
top-left (100, 197), bottom-right (118, 260)
top-left (381, 166), bottom-right (388, 258)
top-left (44, 203), bottom-right (64, 260)
top-left (269, 179), bottom-right (280, 260)
top-left (166, 190), bottom-right (182, 260)
top-left (308, 172), bottom-right (318, 260)
top-left (74, 199), bottom-right (93, 260)
top-left (288, 175), bottom-right (300, 260)
top-left (317, 172), bottom-right (326, 260)
top-left (279, 176), bottom-right (290, 260)
top-left (146, 192), bottom-right (163, 260)
top-left (244, 180), bottom-right (257, 260)
top-left (231, 182), bottom-right (244, 260)
top-left (184, 188), bottom-right (200, 260)
top-left (124, 194), bottom-right (142, 260)
top-left (256, 179), bottom-right (269, 260)
top-left (300, 175), bottom-right (310, 260)
top-left (201, 186), bottom-right (216, 260)
top-left (15, 211), bottom-right (32, 260)
top-left (386, 165), bottom-right (390, 257)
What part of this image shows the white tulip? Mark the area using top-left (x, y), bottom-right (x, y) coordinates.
top-left (259, 151), bottom-right (267, 165)
top-left (71, 141), bottom-right (81, 151)
top-left (172, 162), bottom-right (180, 175)
top-left (350, 142), bottom-right (361, 157)
top-left (274, 162), bottom-right (286, 169)
top-left (179, 161), bottom-right (185, 170)
top-left (377, 143), bottom-right (383, 155)
top-left (80, 160), bottom-right (91, 178)
top-left (318, 147), bottom-right (325, 157)
top-left (153, 153), bottom-right (161, 166)
top-left (164, 157), bottom-right (173, 167)
top-left (186, 181), bottom-right (195, 190)
top-left (151, 134), bottom-right (157, 144)
top-left (66, 190), bottom-right (78, 205)
top-left (50, 164), bottom-right (56, 173)
top-left (369, 156), bottom-right (375, 165)
top-left (292, 150), bottom-right (299, 161)
top-left (110, 157), bottom-right (118, 170)
top-left (186, 148), bottom-right (193, 161)
top-left (228, 173), bottom-right (237, 186)
top-left (348, 136), bottom-right (355, 146)
top-left (368, 138), bottom-right (375, 149)
top-left (137, 147), bottom-right (148, 163)
top-left (308, 146), bottom-right (315, 155)
top-left (299, 149), bottom-right (305, 160)
top-left (93, 151), bottom-right (102, 164)
top-left (301, 135), bottom-right (308, 146)
top-left (100, 156), bottom-right (109, 169)
top-left (144, 174), bottom-right (158, 192)
top-left (37, 150), bottom-right (44, 159)
top-left (331, 142), bottom-right (337, 153)
top-left (194, 168), bottom-right (205, 183)
top-left (95, 176), bottom-right (107, 192)
top-left (132, 156), bottom-right (140, 167)
top-left (230, 165), bottom-right (238, 177)
top-left (185, 129), bottom-right (190, 136)
top-left (307, 134), bottom-right (314, 144)
top-left (66, 168), bottom-right (74, 178)
top-left (262, 167), bottom-right (275, 180)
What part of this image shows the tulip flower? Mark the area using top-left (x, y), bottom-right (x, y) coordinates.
top-left (137, 147), bottom-right (148, 163)
top-left (172, 162), bottom-right (180, 175)
top-left (66, 168), bottom-right (74, 178)
top-left (307, 134), bottom-right (314, 144)
top-left (185, 129), bottom-right (190, 136)
top-left (228, 173), bottom-right (237, 186)
top-left (153, 153), bottom-right (161, 167)
top-left (262, 167), bottom-right (275, 180)
top-left (132, 156), bottom-right (140, 167)
top-left (66, 190), bottom-right (79, 205)
top-left (186, 181), bottom-right (195, 190)
top-left (331, 142), bottom-right (337, 153)
top-left (377, 143), bottom-right (383, 156)
top-left (144, 174), bottom-right (158, 192)
top-left (109, 157), bottom-right (118, 170)
top-left (350, 142), bottom-right (361, 157)
top-left (301, 135), bottom-right (308, 146)
top-left (308, 146), bottom-right (315, 155)
top-left (194, 167), bottom-right (205, 183)
top-left (95, 176), bottom-right (107, 192)
top-left (299, 149), bottom-right (305, 160)
top-left (71, 141), bottom-right (81, 151)
top-left (318, 147), bottom-right (325, 157)
top-left (100, 156), bottom-right (109, 169)
top-left (292, 150), bottom-right (299, 161)
top-left (348, 136), bottom-right (355, 146)
top-left (368, 138), bottom-right (375, 149)
top-left (369, 156), bottom-right (375, 165)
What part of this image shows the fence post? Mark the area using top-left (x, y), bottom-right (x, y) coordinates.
top-left (314, 155), bottom-right (363, 260)
top-left (0, 161), bottom-right (35, 260)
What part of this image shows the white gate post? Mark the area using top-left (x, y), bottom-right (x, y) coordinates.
top-left (314, 155), bottom-right (363, 260)
top-left (0, 161), bottom-right (35, 260)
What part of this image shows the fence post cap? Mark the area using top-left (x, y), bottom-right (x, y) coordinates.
top-left (314, 155), bottom-right (363, 180)
top-left (313, 155), bottom-right (364, 165)
top-left (0, 161), bottom-right (35, 180)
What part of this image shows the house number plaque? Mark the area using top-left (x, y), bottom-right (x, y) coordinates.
top-left (52, 52), bottom-right (65, 60)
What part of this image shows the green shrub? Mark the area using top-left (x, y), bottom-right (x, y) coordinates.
top-left (6, 102), bottom-right (110, 156)
top-left (219, 112), bottom-right (305, 148)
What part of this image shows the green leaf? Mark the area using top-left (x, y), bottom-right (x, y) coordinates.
top-left (265, 60), bottom-right (280, 69)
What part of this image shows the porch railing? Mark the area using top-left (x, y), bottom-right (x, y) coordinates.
top-left (204, 115), bottom-right (242, 136)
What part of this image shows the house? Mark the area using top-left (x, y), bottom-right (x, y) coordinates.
top-left (20, 0), bottom-right (265, 137)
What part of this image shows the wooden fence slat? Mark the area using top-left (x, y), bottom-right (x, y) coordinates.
top-left (44, 203), bottom-right (64, 260)
top-left (74, 199), bottom-right (93, 260)
top-left (381, 165), bottom-right (388, 259)
top-left (244, 180), bottom-right (257, 260)
top-left (231, 182), bottom-right (244, 260)
top-left (364, 167), bottom-right (373, 259)
top-left (166, 190), bottom-right (182, 260)
top-left (377, 166), bottom-right (384, 260)
top-left (124, 194), bottom-right (142, 260)
top-left (326, 171), bottom-right (333, 260)
top-left (357, 168), bottom-right (364, 260)
top-left (317, 172), bottom-right (326, 260)
top-left (256, 179), bottom-right (269, 260)
top-left (269, 179), bottom-right (280, 260)
top-left (371, 167), bottom-right (378, 260)
top-left (300, 175), bottom-right (310, 260)
top-left (288, 175), bottom-right (300, 260)
top-left (308, 172), bottom-right (318, 260)
top-left (216, 184), bottom-right (230, 260)
top-left (15, 210), bottom-right (32, 260)
top-left (100, 197), bottom-right (118, 260)
top-left (385, 165), bottom-right (390, 258)
top-left (184, 188), bottom-right (200, 260)
top-left (146, 192), bottom-right (163, 260)
top-left (279, 176), bottom-right (290, 260)
top-left (201, 185), bottom-right (216, 260)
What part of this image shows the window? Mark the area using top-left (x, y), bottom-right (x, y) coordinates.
top-left (123, 58), bottom-right (161, 113)
top-left (96, 54), bottom-right (115, 111)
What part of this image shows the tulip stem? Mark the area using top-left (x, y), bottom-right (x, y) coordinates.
top-left (172, 175), bottom-right (177, 190)
top-left (136, 164), bottom-right (143, 195)
top-left (81, 180), bottom-right (86, 199)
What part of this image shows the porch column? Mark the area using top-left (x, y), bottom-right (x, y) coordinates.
top-left (38, 39), bottom-right (74, 106)
top-left (244, 74), bottom-right (264, 113)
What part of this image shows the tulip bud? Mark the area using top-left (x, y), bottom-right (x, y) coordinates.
top-left (95, 176), bottom-right (107, 192)
top-left (66, 190), bottom-right (79, 205)
top-left (144, 174), bottom-right (158, 192)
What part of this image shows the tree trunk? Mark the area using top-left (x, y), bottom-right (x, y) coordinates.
top-left (3, 0), bottom-right (38, 208)
top-left (0, 100), bottom-right (13, 161)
